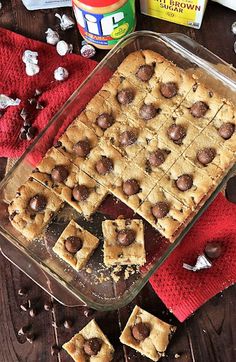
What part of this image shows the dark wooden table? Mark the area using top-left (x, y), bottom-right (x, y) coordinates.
top-left (0, 1), bottom-right (236, 361)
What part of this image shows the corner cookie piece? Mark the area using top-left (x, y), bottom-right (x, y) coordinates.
top-left (120, 305), bottom-right (176, 362)
top-left (53, 220), bottom-right (99, 270)
top-left (137, 185), bottom-right (192, 241)
top-left (102, 219), bottom-right (146, 266)
top-left (8, 178), bottom-right (63, 240)
top-left (63, 319), bottom-right (114, 362)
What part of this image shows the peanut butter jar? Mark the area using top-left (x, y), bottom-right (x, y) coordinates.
top-left (72, 0), bottom-right (136, 49)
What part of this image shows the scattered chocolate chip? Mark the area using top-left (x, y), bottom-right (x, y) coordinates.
top-left (204, 242), bottom-right (222, 260)
top-left (132, 323), bottom-right (150, 341)
top-left (72, 185), bottom-right (89, 201)
top-left (29, 307), bottom-right (37, 318)
top-left (84, 338), bottom-right (102, 356)
top-left (139, 104), bottom-right (157, 120)
top-left (176, 174), bottom-right (193, 191)
top-left (160, 82), bottom-right (178, 99)
top-left (149, 149), bottom-right (166, 167)
top-left (29, 194), bottom-right (47, 212)
top-left (95, 157), bottom-right (113, 175)
top-left (20, 108), bottom-right (28, 121)
top-left (136, 64), bottom-right (154, 82)
top-left (73, 139), bottom-right (91, 157)
top-left (167, 124), bottom-right (186, 144)
top-left (225, 175), bottom-right (236, 204)
top-left (63, 319), bottom-right (73, 329)
top-left (26, 126), bottom-right (38, 140)
top-left (83, 307), bottom-right (94, 317)
top-left (218, 123), bottom-right (235, 140)
top-left (18, 287), bottom-right (28, 296)
top-left (51, 344), bottom-right (61, 356)
top-left (65, 236), bottom-right (82, 254)
top-left (36, 101), bottom-right (45, 110)
top-left (19, 129), bottom-right (27, 140)
top-left (44, 301), bottom-right (53, 311)
top-left (120, 130), bottom-right (137, 146)
top-left (152, 201), bottom-right (169, 219)
top-left (26, 333), bottom-right (36, 344)
top-left (28, 97), bottom-right (37, 105)
top-left (34, 89), bottom-right (42, 97)
top-left (51, 165), bottom-right (69, 183)
top-left (18, 325), bottom-right (30, 335)
top-left (197, 148), bottom-right (216, 165)
top-left (190, 101), bottom-right (209, 118)
top-left (117, 229), bottom-right (136, 246)
top-left (122, 179), bottom-right (140, 196)
top-left (54, 140), bottom-right (62, 148)
top-left (117, 89), bottom-right (134, 105)
top-left (20, 302), bottom-right (30, 312)
top-left (96, 113), bottom-right (113, 129)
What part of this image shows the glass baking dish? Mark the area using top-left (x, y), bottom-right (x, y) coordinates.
top-left (0, 31), bottom-right (235, 310)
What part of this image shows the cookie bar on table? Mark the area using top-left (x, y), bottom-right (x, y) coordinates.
top-left (159, 156), bottom-right (214, 210)
top-left (102, 219), bottom-right (146, 266)
top-left (111, 161), bottom-right (156, 212)
top-left (204, 101), bottom-right (236, 152)
top-left (174, 82), bottom-right (225, 130)
top-left (104, 121), bottom-right (154, 160)
top-left (81, 140), bottom-right (125, 189)
top-left (55, 120), bottom-right (98, 167)
top-left (120, 305), bottom-right (176, 362)
top-left (53, 220), bottom-right (99, 270)
top-left (132, 137), bottom-right (179, 181)
top-left (182, 131), bottom-right (235, 182)
top-left (8, 178), bottom-right (63, 240)
top-left (32, 147), bottom-right (107, 217)
top-left (137, 185), bottom-right (192, 240)
top-left (63, 319), bottom-right (114, 362)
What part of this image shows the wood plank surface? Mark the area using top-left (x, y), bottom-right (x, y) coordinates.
top-left (0, 1), bottom-right (236, 361)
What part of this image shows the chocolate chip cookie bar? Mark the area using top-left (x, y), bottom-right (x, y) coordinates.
top-left (102, 219), bottom-right (146, 266)
top-left (53, 220), bottom-right (99, 270)
top-left (137, 185), bottom-right (192, 240)
top-left (8, 178), bottom-right (63, 240)
top-left (63, 319), bottom-right (114, 362)
top-left (120, 305), bottom-right (176, 362)
top-left (55, 120), bottom-right (98, 167)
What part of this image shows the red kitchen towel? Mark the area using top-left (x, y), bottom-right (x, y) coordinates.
top-left (150, 192), bottom-right (236, 322)
top-left (0, 27), bottom-right (98, 158)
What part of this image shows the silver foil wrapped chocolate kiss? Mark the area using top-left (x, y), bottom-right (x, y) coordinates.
top-left (183, 254), bottom-right (212, 272)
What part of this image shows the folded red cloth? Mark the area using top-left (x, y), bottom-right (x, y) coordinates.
top-left (0, 27), bottom-right (96, 158)
top-left (150, 193), bottom-right (236, 322)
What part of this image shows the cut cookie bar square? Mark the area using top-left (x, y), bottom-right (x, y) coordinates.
top-left (81, 140), bottom-right (125, 189)
top-left (132, 137), bottom-right (179, 182)
top-left (182, 131), bottom-right (235, 182)
top-left (111, 162), bottom-right (156, 212)
top-left (157, 115), bottom-right (201, 154)
top-left (204, 102), bottom-right (236, 153)
top-left (159, 157), bottom-right (214, 210)
top-left (150, 64), bottom-right (197, 112)
top-left (137, 185), bottom-right (192, 241)
top-left (8, 178), bottom-right (63, 240)
top-left (117, 50), bottom-right (170, 92)
top-left (53, 220), bottom-right (99, 270)
top-left (104, 121), bottom-right (154, 160)
top-left (55, 120), bottom-right (98, 168)
top-left (102, 219), bottom-right (146, 266)
top-left (174, 83), bottom-right (224, 129)
top-left (63, 319), bottom-right (114, 362)
top-left (120, 305), bottom-right (176, 362)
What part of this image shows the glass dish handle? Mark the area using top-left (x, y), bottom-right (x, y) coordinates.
top-left (0, 236), bottom-right (85, 307)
